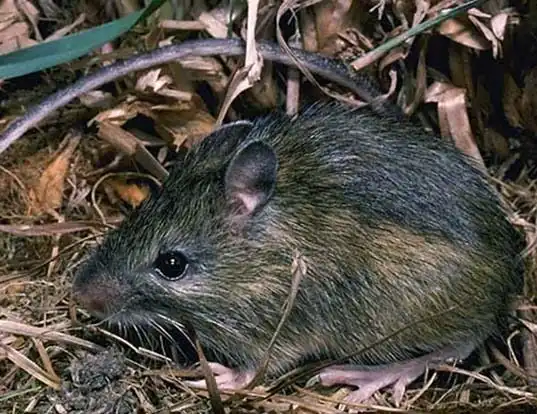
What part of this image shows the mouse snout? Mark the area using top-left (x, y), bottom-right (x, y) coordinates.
top-left (72, 272), bottom-right (123, 317)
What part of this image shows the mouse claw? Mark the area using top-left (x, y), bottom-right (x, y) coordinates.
top-left (391, 374), bottom-right (415, 406)
top-left (183, 363), bottom-right (255, 392)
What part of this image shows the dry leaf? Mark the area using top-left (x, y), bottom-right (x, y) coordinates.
top-left (13, 0), bottom-right (39, 39)
top-left (379, 45), bottom-right (409, 72)
top-left (88, 99), bottom-right (157, 126)
top-left (437, 17), bottom-right (490, 50)
top-left (78, 90), bottom-right (114, 109)
top-left (97, 121), bottom-right (168, 181)
top-left (154, 108), bottom-right (216, 148)
top-left (0, 220), bottom-right (118, 237)
top-left (0, 320), bottom-right (99, 350)
top-left (241, 4), bottom-right (279, 111)
top-left (482, 127), bottom-right (509, 159)
top-left (300, 7), bottom-right (318, 52)
top-left (425, 82), bottom-right (484, 166)
top-left (175, 56), bottom-right (226, 78)
top-left (0, 0), bottom-right (38, 55)
top-left (135, 68), bottom-right (193, 101)
top-left (173, 55), bottom-right (230, 97)
top-left (197, 10), bottom-right (237, 39)
top-left (502, 73), bottom-right (523, 129)
top-left (27, 134), bottom-right (81, 215)
top-left (448, 43), bottom-right (474, 104)
top-left (216, 0), bottom-right (264, 124)
top-left (96, 121), bottom-right (138, 156)
top-left (520, 67), bottom-right (537, 135)
top-left (136, 68), bottom-right (168, 91)
top-left (115, 0), bottom-right (140, 16)
top-left (248, 61), bottom-right (279, 110)
top-left (105, 178), bottom-right (150, 208)
top-left (160, 60), bottom-right (195, 94)
top-left (239, 0), bottom-right (264, 83)
top-left (313, 0), bottom-right (353, 54)
top-left (410, 0), bottom-right (430, 27)
top-left (350, 25), bottom-right (406, 72)
top-left (159, 20), bottom-right (206, 31)
top-left (490, 11), bottom-right (509, 41)
top-left (468, 15), bottom-right (502, 57)
top-left (92, 89), bottom-right (215, 151)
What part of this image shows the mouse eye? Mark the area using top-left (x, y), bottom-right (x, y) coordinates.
top-left (154, 251), bottom-right (189, 280)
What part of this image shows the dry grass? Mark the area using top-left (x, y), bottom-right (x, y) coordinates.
top-left (1, 0), bottom-right (537, 412)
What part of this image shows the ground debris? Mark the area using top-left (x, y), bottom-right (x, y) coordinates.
top-left (47, 349), bottom-right (138, 414)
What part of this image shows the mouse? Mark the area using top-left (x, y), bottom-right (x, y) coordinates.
top-left (71, 99), bottom-right (524, 405)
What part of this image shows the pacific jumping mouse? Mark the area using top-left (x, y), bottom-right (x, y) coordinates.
top-left (72, 101), bottom-right (524, 404)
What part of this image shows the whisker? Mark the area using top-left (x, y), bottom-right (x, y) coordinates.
top-left (151, 319), bottom-right (190, 361)
top-left (193, 312), bottom-right (244, 342)
top-left (133, 323), bottom-right (146, 347)
top-left (156, 314), bottom-right (196, 350)
top-left (140, 324), bottom-right (154, 348)
top-left (151, 321), bottom-right (175, 343)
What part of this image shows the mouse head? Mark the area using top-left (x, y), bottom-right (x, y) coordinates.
top-left (72, 119), bottom-right (293, 357)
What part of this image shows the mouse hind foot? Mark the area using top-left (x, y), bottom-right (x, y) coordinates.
top-left (317, 343), bottom-right (476, 407)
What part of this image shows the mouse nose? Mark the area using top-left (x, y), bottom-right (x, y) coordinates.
top-left (73, 289), bottom-right (108, 316)
top-left (72, 273), bottom-right (122, 317)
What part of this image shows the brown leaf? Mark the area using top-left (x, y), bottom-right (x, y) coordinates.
top-left (154, 108), bottom-right (216, 148)
top-left (425, 82), bottom-right (484, 166)
top-left (490, 11), bottom-right (509, 41)
top-left (520, 68), bottom-right (537, 135)
top-left (468, 15), bottom-right (501, 57)
top-left (448, 43), bottom-right (474, 101)
top-left (300, 7), bottom-right (318, 52)
top-left (241, 8), bottom-right (279, 112)
top-left (379, 45), bottom-right (409, 73)
top-left (89, 99), bottom-right (157, 126)
top-left (96, 122), bottom-right (138, 156)
top-left (96, 122), bottom-right (168, 181)
top-left (173, 55), bottom-right (230, 98)
top-left (27, 134), bottom-right (80, 215)
top-left (105, 179), bottom-right (150, 208)
top-left (437, 17), bottom-right (490, 50)
top-left (215, 0), bottom-right (264, 125)
top-left (313, 0), bottom-right (353, 54)
top-left (409, 0), bottom-right (430, 27)
top-left (502, 73), bottom-right (523, 129)
top-left (482, 127), bottom-right (509, 159)
top-left (159, 20), bottom-right (206, 31)
top-left (78, 90), bottom-right (115, 109)
top-left (135, 68), bottom-right (193, 101)
top-left (0, 0), bottom-right (38, 55)
top-left (197, 9), bottom-right (240, 39)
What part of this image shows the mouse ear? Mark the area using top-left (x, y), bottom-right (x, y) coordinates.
top-left (225, 140), bottom-right (278, 216)
top-left (197, 120), bottom-right (254, 160)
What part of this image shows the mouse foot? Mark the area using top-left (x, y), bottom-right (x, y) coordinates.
top-left (183, 362), bottom-right (256, 392)
top-left (318, 344), bottom-right (474, 407)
